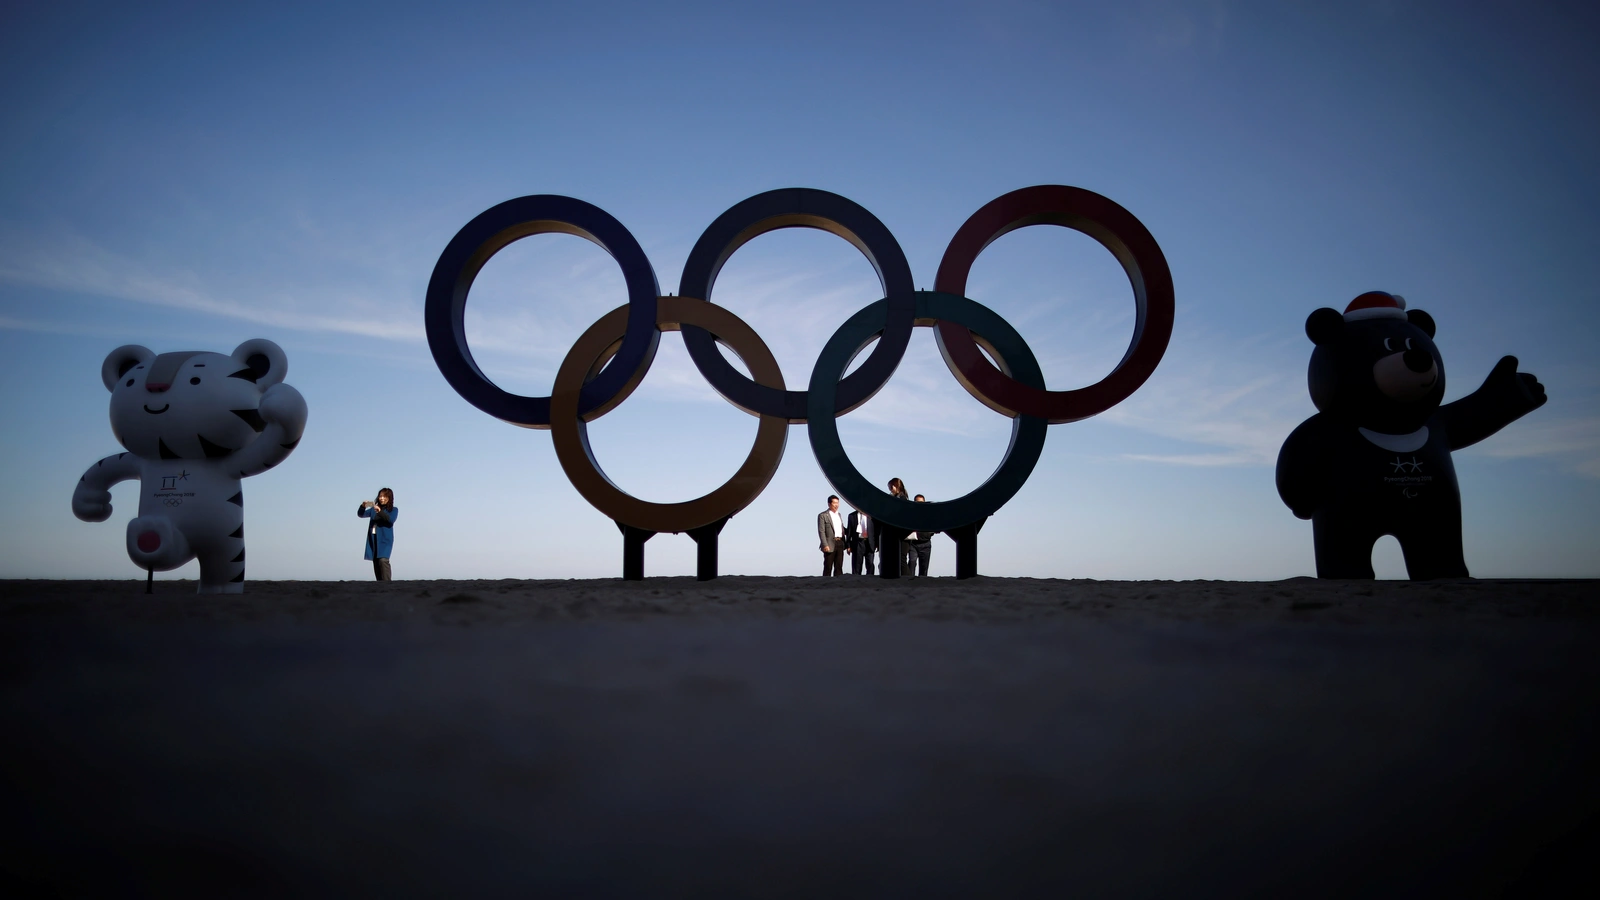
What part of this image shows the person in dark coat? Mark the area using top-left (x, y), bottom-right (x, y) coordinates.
top-left (885, 477), bottom-right (910, 575)
top-left (358, 487), bottom-right (399, 581)
top-left (906, 494), bottom-right (933, 577)
top-left (845, 505), bottom-right (877, 575)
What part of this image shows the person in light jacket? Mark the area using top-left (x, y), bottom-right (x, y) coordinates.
top-left (358, 487), bottom-right (399, 581)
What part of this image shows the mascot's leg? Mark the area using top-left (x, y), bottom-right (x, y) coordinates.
top-left (194, 534), bottom-right (247, 595)
top-left (126, 515), bottom-right (194, 573)
top-left (191, 496), bottom-right (247, 594)
top-left (1396, 509), bottom-right (1470, 581)
top-left (1311, 509), bottom-right (1379, 579)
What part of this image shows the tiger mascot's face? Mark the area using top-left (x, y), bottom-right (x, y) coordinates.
top-left (102, 339), bottom-right (289, 461)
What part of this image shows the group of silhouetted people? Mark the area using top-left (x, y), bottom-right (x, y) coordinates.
top-left (363, 481), bottom-right (945, 582)
top-left (816, 478), bottom-right (933, 577)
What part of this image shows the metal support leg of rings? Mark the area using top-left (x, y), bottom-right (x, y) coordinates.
top-left (944, 517), bottom-right (987, 581)
top-left (616, 522), bottom-right (657, 581)
top-left (687, 516), bottom-right (730, 582)
top-left (877, 524), bottom-right (908, 579)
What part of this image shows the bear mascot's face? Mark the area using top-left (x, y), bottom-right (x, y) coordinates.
top-left (101, 339), bottom-right (289, 460)
top-left (1305, 293), bottom-right (1444, 434)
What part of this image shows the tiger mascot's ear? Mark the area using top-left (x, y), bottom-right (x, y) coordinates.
top-left (229, 339), bottom-right (289, 388)
top-left (101, 345), bottom-right (155, 391)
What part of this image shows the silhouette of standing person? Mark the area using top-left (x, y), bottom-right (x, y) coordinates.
top-left (846, 504), bottom-right (876, 575)
top-left (907, 494), bottom-right (933, 577)
top-left (887, 477), bottom-right (911, 576)
top-left (817, 494), bottom-right (846, 577)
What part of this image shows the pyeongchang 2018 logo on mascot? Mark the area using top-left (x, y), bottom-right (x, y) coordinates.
top-left (425, 187), bottom-right (1173, 581)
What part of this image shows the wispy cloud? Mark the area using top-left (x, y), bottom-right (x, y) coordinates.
top-left (0, 221), bottom-right (666, 353)
top-left (0, 314), bottom-right (137, 339)
top-left (0, 225), bottom-right (426, 341)
top-left (1102, 327), bottom-right (1310, 466)
top-left (1477, 415), bottom-right (1600, 478)
top-left (1480, 416), bottom-right (1600, 459)
top-left (1123, 451), bottom-right (1268, 467)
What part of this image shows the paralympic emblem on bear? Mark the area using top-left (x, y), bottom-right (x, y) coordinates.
top-left (427, 186), bottom-right (1173, 580)
top-left (71, 339), bottom-right (308, 593)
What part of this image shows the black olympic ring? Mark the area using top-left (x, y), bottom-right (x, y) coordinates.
top-left (807, 291), bottom-right (1048, 535)
top-left (677, 188), bottom-right (915, 422)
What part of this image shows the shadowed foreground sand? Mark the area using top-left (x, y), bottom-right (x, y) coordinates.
top-left (3, 576), bottom-right (1597, 897)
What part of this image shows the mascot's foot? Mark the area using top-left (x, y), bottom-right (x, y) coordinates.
top-left (126, 515), bottom-right (192, 571)
top-left (197, 581), bottom-right (245, 595)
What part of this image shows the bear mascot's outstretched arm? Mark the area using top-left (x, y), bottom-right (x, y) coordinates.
top-left (1438, 355), bottom-right (1547, 451)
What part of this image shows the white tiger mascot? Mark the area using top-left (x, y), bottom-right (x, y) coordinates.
top-left (71, 339), bottom-right (308, 593)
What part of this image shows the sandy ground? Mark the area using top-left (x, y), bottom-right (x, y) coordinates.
top-left (3, 576), bottom-right (1597, 897)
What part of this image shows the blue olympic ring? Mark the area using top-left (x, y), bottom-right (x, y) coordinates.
top-left (425, 195), bottom-right (660, 428)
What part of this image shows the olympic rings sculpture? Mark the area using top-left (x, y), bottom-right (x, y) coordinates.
top-left (425, 186), bottom-right (1173, 579)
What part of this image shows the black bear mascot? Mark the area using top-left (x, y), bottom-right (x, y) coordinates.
top-left (1276, 292), bottom-right (1546, 579)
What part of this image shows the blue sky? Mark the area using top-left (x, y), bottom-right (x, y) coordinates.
top-left (2, 0), bottom-right (1596, 581)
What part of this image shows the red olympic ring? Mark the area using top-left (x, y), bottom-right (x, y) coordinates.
top-left (932, 185), bottom-right (1175, 424)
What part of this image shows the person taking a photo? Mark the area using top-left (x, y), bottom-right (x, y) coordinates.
top-left (358, 487), bottom-right (399, 581)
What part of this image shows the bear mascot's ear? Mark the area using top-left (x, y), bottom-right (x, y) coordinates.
top-left (1305, 308), bottom-right (1344, 346)
top-left (230, 339), bottom-right (289, 388)
top-left (1407, 308), bottom-right (1436, 337)
top-left (101, 345), bottom-right (155, 391)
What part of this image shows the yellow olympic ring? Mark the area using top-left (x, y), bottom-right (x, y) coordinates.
top-left (549, 296), bottom-right (788, 534)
